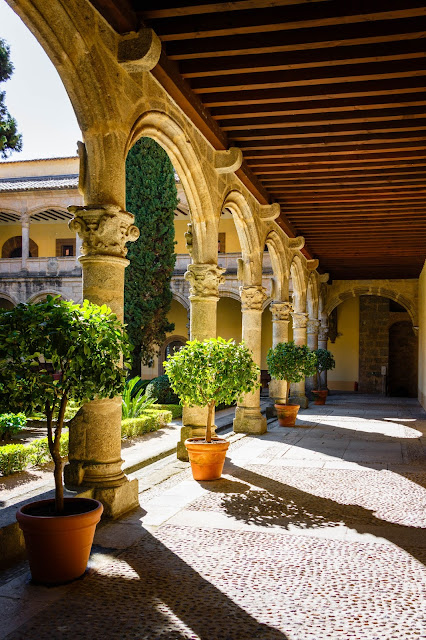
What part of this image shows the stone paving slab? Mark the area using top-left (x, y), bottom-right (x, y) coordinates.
top-left (1, 394), bottom-right (426, 640)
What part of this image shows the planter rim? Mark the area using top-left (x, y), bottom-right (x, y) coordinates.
top-left (185, 436), bottom-right (228, 446)
top-left (17, 497), bottom-right (102, 521)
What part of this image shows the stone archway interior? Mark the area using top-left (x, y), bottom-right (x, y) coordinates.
top-left (1, 236), bottom-right (39, 258)
top-left (0, 298), bottom-right (14, 310)
top-left (388, 321), bottom-right (418, 398)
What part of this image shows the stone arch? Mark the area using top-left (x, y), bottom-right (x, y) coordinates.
top-left (1, 236), bottom-right (39, 258)
top-left (326, 285), bottom-right (417, 326)
top-left (289, 255), bottom-right (307, 312)
top-left (219, 289), bottom-right (241, 303)
top-left (264, 229), bottom-right (290, 302)
top-left (27, 291), bottom-right (64, 304)
top-left (128, 111), bottom-right (218, 263)
top-left (222, 189), bottom-right (262, 285)
top-left (307, 272), bottom-right (320, 319)
top-left (171, 291), bottom-right (190, 311)
top-left (0, 292), bottom-right (18, 308)
top-left (159, 334), bottom-right (188, 376)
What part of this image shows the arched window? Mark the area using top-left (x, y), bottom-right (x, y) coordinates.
top-left (1, 236), bottom-right (39, 258)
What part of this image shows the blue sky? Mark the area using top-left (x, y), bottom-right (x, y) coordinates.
top-left (0, 0), bottom-right (81, 161)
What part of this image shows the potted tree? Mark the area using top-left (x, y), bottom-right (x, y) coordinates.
top-left (266, 341), bottom-right (317, 426)
top-left (0, 296), bottom-right (130, 585)
top-left (164, 337), bottom-right (260, 480)
top-left (312, 348), bottom-right (335, 404)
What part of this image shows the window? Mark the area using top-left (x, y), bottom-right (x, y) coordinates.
top-left (56, 239), bottom-right (76, 257)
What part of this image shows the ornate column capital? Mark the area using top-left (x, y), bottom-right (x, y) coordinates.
top-left (270, 301), bottom-right (292, 322)
top-left (240, 285), bottom-right (267, 312)
top-left (307, 319), bottom-right (321, 335)
top-left (184, 263), bottom-right (226, 299)
top-left (68, 205), bottom-right (139, 258)
top-left (318, 324), bottom-right (329, 342)
top-left (291, 311), bottom-right (308, 329)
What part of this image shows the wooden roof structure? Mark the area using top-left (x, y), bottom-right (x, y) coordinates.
top-left (90, 0), bottom-right (426, 280)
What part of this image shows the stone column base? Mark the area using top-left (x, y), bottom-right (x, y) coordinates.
top-left (177, 425), bottom-right (217, 461)
top-left (233, 407), bottom-right (267, 434)
top-left (288, 395), bottom-right (309, 409)
top-left (92, 478), bottom-right (139, 519)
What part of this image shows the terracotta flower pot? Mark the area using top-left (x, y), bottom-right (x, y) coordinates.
top-left (185, 437), bottom-right (230, 481)
top-left (274, 403), bottom-right (300, 427)
top-left (16, 497), bottom-right (103, 585)
top-left (313, 390), bottom-right (328, 405)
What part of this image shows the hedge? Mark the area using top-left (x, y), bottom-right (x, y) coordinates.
top-left (151, 404), bottom-right (182, 419)
top-left (0, 432), bottom-right (69, 476)
top-left (121, 409), bottom-right (172, 438)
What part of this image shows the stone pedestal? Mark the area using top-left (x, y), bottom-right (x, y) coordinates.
top-left (233, 286), bottom-right (267, 434)
top-left (64, 204), bottom-right (140, 518)
top-left (177, 263), bottom-right (225, 460)
top-left (306, 319), bottom-right (320, 393)
top-left (289, 311), bottom-right (309, 409)
top-left (266, 302), bottom-right (292, 418)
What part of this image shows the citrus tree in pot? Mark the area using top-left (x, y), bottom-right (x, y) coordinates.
top-left (0, 296), bottom-right (130, 585)
top-left (312, 348), bottom-right (335, 404)
top-left (266, 340), bottom-right (317, 426)
top-left (164, 337), bottom-right (260, 480)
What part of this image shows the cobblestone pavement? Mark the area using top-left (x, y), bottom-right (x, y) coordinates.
top-left (1, 395), bottom-right (425, 640)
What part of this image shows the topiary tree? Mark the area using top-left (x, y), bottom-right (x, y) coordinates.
top-left (0, 296), bottom-right (130, 514)
top-left (313, 348), bottom-right (335, 390)
top-left (266, 341), bottom-right (317, 405)
top-left (0, 38), bottom-right (22, 158)
top-left (164, 337), bottom-right (260, 443)
top-left (125, 137), bottom-right (178, 376)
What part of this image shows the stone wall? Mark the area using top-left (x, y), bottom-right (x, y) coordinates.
top-left (388, 321), bottom-right (418, 397)
top-left (359, 296), bottom-right (390, 394)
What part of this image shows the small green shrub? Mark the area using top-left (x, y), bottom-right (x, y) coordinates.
top-left (146, 375), bottom-right (179, 405)
top-left (121, 409), bottom-right (172, 438)
top-left (0, 444), bottom-right (29, 475)
top-left (0, 413), bottom-right (27, 440)
top-left (28, 432), bottom-right (69, 466)
top-left (152, 404), bottom-right (182, 419)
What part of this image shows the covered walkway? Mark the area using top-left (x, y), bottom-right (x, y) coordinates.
top-left (1, 395), bottom-right (425, 639)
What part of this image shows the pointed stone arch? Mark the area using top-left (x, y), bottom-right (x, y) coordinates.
top-left (289, 255), bottom-right (307, 312)
top-left (263, 228), bottom-right (290, 302)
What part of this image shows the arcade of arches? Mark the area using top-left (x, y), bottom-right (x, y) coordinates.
top-left (0, 0), bottom-right (425, 518)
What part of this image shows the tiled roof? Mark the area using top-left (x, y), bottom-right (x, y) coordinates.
top-left (0, 175), bottom-right (79, 192)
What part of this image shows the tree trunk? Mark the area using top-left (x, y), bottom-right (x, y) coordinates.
top-left (206, 401), bottom-right (215, 443)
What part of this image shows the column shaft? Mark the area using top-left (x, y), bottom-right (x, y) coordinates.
top-left (233, 286), bottom-right (267, 434)
top-left (267, 302), bottom-right (292, 416)
top-left (290, 312), bottom-right (309, 409)
top-left (64, 204), bottom-right (140, 517)
top-left (318, 323), bottom-right (329, 390)
top-left (306, 319), bottom-right (320, 393)
top-left (177, 263), bottom-right (225, 460)
top-left (21, 217), bottom-right (29, 270)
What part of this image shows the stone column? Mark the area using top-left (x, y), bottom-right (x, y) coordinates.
top-left (21, 216), bottom-right (30, 270)
top-left (64, 204), bottom-right (140, 518)
top-left (177, 263), bottom-right (225, 460)
top-left (75, 233), bottom-right (83, 262)
top-left (289, 311), bottom-right (309, 408)
top-left (306, 319), bottom-right (320, 393)
top-left (233, 285), bottom-right (267, 434)
top-left (318, 322), bottom-right (329, 390)
top-left (267, 302), bottom-right (292, 416)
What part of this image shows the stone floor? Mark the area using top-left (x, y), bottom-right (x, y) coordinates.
top-left (1, 395), bottom-right (425, 639)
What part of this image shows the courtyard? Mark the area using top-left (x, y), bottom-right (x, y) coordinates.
top-left (1, 394), bottom-right (425, 640)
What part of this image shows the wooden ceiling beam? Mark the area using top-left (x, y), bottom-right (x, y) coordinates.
top-left (253, 162), bottom-right (426, 173)
top-left (141, 0), bottom-right (328, 20)
top-left (89, 0), bottom-right (139, 32)
top-left (181, 41), bottom-right (426, 79)
top-left (241, 134), bottom-right (426, 151)
top-left (165, 16), bottom-right (426, 60)
top-left (231, 123), bottom-right (426, 141)
top-left (152, 5), bottom-right (426, 42)
top-left (247, 149), bottom-right (426, 163)
top-left (202, 77), bottom-right (426, 106)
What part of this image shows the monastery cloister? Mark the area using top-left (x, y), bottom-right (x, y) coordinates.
top-left (0, 0), bottom-right (425, 521)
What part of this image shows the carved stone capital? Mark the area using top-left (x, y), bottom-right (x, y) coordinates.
top-left (270, 301), bottom-right (292, 322)
top-left (240, 285), bottom-right (267, 312)
top-left (68, 205), bottom-right (139, 258)
top-left (214, 147), bottom-right (243, 174)
top-left (291, 311), bottom-right (308, 329)
top-left (184, 263), bottom-right (226, 299)
top-left (307, 319), bottom-right (321, 335)
top-left (118, 29), bottom-right (161, 72)
top-left (319, 272), bottom-right (330, 283)
top-left (288, 236), bottom-right (305, 250)
top-left (318, 325), bottom-right (329, 341)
